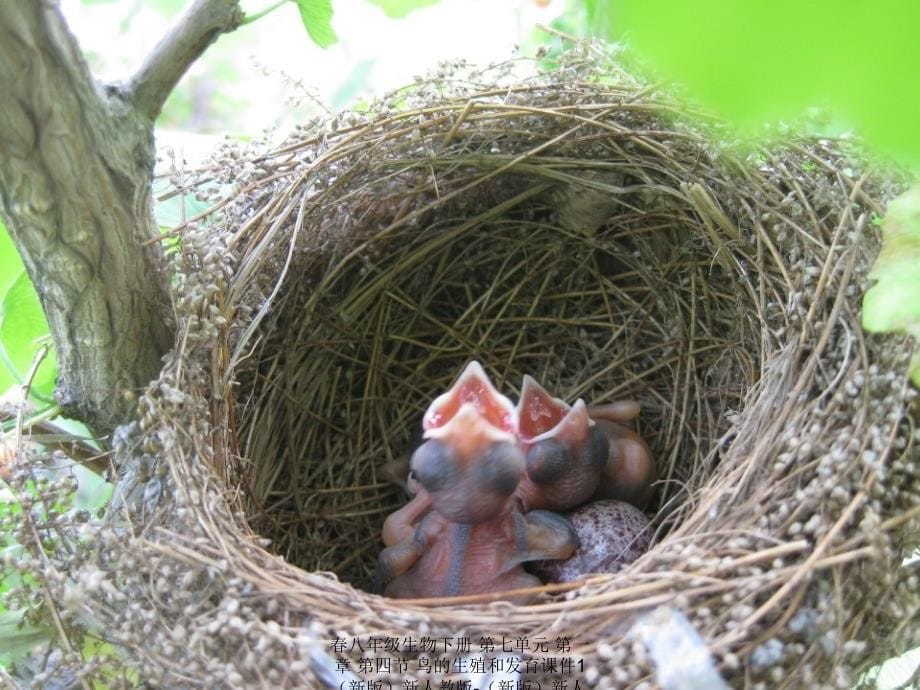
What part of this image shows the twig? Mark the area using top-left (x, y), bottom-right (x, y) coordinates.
top-left (0, 348), bottom-right (109, 474)
top-left (12, 346), bottom-right (51, 466)
top-left (242, 0), bottom-right (286, 25)
top-left (129, 0), bottom-right (244, 121)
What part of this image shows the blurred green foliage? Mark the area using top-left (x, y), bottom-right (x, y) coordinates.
top-left (862, 183), bottom-right (920, 385)
top-left (609, 1), bottom-right (920, 168)
top-left (0, 222), bottom-right (56, 404)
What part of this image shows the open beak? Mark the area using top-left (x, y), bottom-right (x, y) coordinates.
top-left (423, 361), bottom-right (517, 436)
top-left (414, 402), bottom-right (523, 523)
top-left (423, 402), bottom-right (516, 460)
top-left (517, 374), bottom-right (593, 445)
top-left (515, 376), bottom-right (606, 511)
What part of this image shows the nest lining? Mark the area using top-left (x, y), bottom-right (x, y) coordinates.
top-left (25, 54), bottom-right (918, 689)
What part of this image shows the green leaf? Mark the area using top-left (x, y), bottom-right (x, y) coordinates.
top-left (0, 273), bottom-right (56, 400)
top-left (0, 223), bottom-right (56, 400)
top-left (0, 610), bottom-right (54, 665)
top-left (862, 183), bottom-right (920, 386)
top-left (611, 1), bottom-right (920, 166)
top-left (364, 0), bottom-right (440, 19)
top-left (582, 0), bottom-right (612, 38)
top-left (153, 182), bottom-right (213, 229)
top-left (292, 0), bottom-right (338, 48)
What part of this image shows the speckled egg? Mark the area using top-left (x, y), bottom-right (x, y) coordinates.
top-left (528, 499), bottom-right (652, 583)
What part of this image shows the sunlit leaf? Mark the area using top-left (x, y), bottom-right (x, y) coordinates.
top-left (611, 1), bottom-right (920, 165)
top-left (0, 273), bottom-right (56, 400)
top-left (364, 0), bottom-right (440, 19)
top-left (862, 183), bottom-right (920, 385)
top-left (292, 0), bottom-right (337, 48)
top-left (581, 0), bottom-right (613, 37)
top-left (0, 224), bottom-right (56, 400)
top-left (154, 183), bottom-right (213, 229)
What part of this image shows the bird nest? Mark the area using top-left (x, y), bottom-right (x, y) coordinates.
top-left (22, 54), bottom-right (920, 688)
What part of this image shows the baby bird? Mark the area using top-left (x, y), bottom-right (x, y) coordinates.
top-left (515, 375), bottom-right (609, 512)
top-left (378, 387), bottom-right (577, 600)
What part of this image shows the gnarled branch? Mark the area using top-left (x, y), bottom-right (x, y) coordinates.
top-left (129, 0), bottom-right (243, 121)
top-left (0, 1), bottom-right (241, 435)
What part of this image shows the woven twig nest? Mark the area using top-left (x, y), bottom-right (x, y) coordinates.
top-left (52, 55), bottom-right (919, 688)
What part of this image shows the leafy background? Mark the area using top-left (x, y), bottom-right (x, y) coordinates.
top-left (1, 0), bottom-right (917, 685)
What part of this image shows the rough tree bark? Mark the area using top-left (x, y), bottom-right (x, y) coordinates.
top-left (0, 1), bottom-right (242, 437)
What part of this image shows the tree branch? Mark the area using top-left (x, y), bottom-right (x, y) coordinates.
top-left (0, 1), bottom-right (247, 436)
top-left (0, 4), bottom-right (178, 436)
top-left (129, 0), bottom-right (244, 122)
